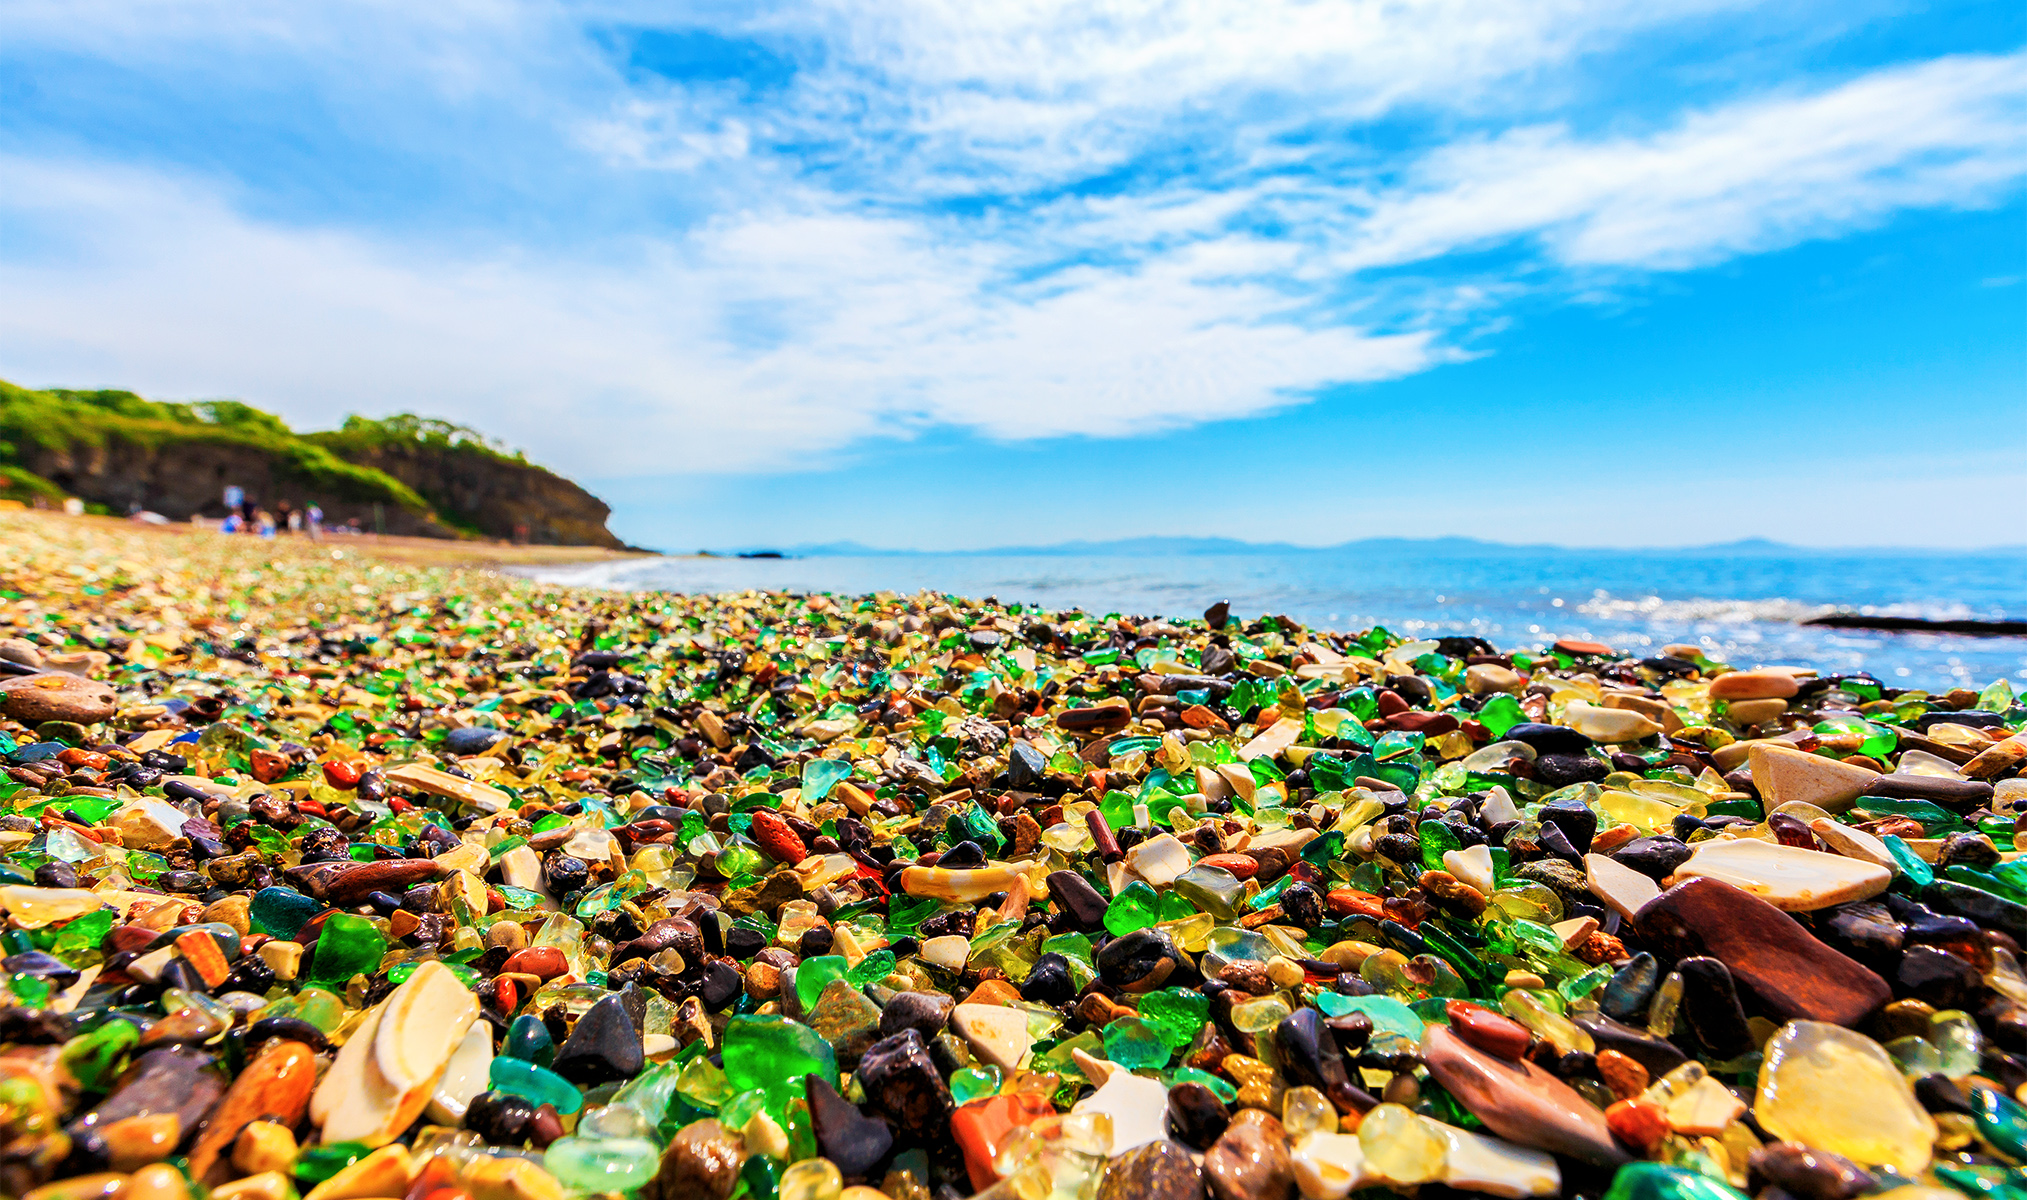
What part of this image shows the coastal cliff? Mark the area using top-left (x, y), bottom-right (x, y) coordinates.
top-left (0, 379), bottom-right (624, 547)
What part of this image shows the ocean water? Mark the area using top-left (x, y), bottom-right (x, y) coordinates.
top-left (516, 548), bottom-right (2027, 690)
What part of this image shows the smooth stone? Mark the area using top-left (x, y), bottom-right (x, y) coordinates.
top-left (1096, 1140), bottom-right (1206, 1200)
top-left (1073, 1056), bottom-right (1172, 1154)
top-left (1126, 834), bottom-right (1195, 887)
top-left (1609, 837), bottom-right (1694, 882)
top-left (1666, 838), bottom-right (1890, 911)
top-left (853, 1030), bottom-right (952, 1140)
top-left (1637, 877), bottom-right (1890, 1026)
top-left (1756, 1020), bottom-right (1936, 1175)
top-left (1665, 1074), bottom-right (1746, 1136)
top-left (1502, 724), bottom-right (1593, 755)
top-left (1532, 753), bottom-right (1608, 788)
top-left (1020, 954), bottom-right (1077, 1005)
top-left (1711, 670), bottom-right (1802, 700)
top-left (1585, 853), bottom-right (1661, 920)
top-left (1863, 773), bottom-right (1994, 806)
top-left (805, 1075), bottom-right (893, 1180)
top-left (1599, 953), bottom-right (1660, 1023)
top-left (551, 993), bottom-right (643, 1086)
top-left (1419, 1026), bottom-right (1628, 1167)
top-left (1046, 870), bottom-right (1109, 929)
top-left (877, 991), bottom-right (954, 1041)
top-left (950, 1003), bottom-right (1031, 1073)
top-left (1466, 663), bottom-right (1524, 695)
top-left (1443, 845), bottom-right (1496, 896)
top-left (1538, 797), bottom-right (1598, 854)
top-left (282, 859), bottom-right (442, 904)
top-left (1673, 957), bottom-right (1752, 1060)
top-left (810, 979), bottom-right (884, 1069)
top-left (1432, 1124), bottom-right (1560, 1198)
top-left (442, 725), bottom-right (505, 755)
top-left (1571, 1014), bottom-right (1689, 1079)
top-left (1810, 819), bottom-right (1896, 870)
top-left (1290, 1131), bottom-right (1368, 1200)
top-left (1749, 743), bottom-right (1875, 814)
top-left (1726, 698), bottom-right (1788, 724)
top-left (0, 673), bottom-right (118, 724)
top-left (1166, 1082), bottom-right (1231, 1151)
top-left (1446, 1002), bottom-right (1532, 1062)
top-left (78, 1048), bottom-right (224, 1142)
top-left (1747, 1143), bottom-right (1877, 1200)
top-left (1204, 1108), bottom-right (1294, 1200)
top-left (1564, 701), bottom-right (1662, 744)
top-left (1096, 927), bottom-right (1182, 993)
top-left (425, 1021), bottom-right (493, 1126)
top-left (1275, 1008), bottom-right (1364, 1110)
top-left (638, 1119), bottom-right (742, 1200)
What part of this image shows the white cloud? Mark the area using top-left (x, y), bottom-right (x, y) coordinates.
top-left (0, 158), bottom-right (1440, 477)
top-left (1344, 51), bottom-right (2027, 270)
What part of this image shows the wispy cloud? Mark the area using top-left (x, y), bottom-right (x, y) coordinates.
top-left (1343, 52), bottom-right (2027, 271)
top-left (0, 1), bottom-right (2020, 484)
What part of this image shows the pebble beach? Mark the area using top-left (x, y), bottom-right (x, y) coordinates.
top-left (1, 506), bottom-right (2025, 1200)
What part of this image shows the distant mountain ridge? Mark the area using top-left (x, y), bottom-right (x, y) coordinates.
top-left (0, 378), bottom-right (625, 547)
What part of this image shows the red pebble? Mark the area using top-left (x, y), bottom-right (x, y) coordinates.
top-left (748, 809), bottom-right (807, 864)
top-left (322, 760), bottom-right (362, 789)
top-left (295, 800), bottom-right (327, 819)
top-left (1384, 711), bottom-right (1460, 735)
top-left (1199, 853), bottom-right (1259, 880)
top-left (492, 977), bottom-right (518, 1014)
top-left (1326, 889), bottom-right (1387, 920)
top-left (249, 747), bottom-right (291, 784)
top-left (1445, 1001), bottom-right (1533, 1061)
top-left (1605, 1098), bottom-right (1669, 1154)
top-left (501, 947), bottom-right (569, 980)
top-left (951, 1092), bottom-right (1057, 1192)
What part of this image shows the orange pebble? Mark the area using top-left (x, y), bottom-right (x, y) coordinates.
top-left (1605, 1099), bottom-right (1669, 1155)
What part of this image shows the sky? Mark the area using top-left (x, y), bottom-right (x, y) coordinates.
top-left (0, 1), bottom-right (2021, 553)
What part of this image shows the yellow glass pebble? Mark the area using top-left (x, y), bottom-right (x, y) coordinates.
top-left (781, 1158), bottom-right (844, 1200)
top-left (1282, 1086), bottom-right (1338, 1138)
top-left (1356, 1103), bottom-right (1446, 1186)
top-left (1756, 1021), bottom-right (1936, 1175)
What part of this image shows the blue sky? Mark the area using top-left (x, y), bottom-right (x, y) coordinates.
top-left (0, 0), bottom-right (2020, 551)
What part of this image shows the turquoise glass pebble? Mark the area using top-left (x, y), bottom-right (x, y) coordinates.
top-left (949, 1065), bottom-right (1002, 1105)
top-left (505, 1013), bottom-right (555, 1066)
top-left (1103, 1016), bottom-right (1170, 1069)
top-left (248, 887), bottom-right (322, 940)
top-left (543, 1136), bottom-right (659, 1192)
top-left (491, 1056), bottom-right (584, 1114)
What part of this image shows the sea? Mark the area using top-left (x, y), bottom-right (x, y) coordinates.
top-left (515, 545), bottom-right (2027, 692)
